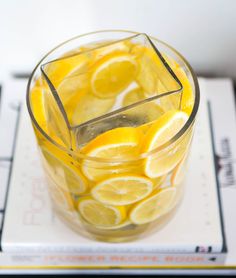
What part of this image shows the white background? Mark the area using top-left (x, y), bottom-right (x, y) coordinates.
top-left (0, 0), bottom-right (236, 79)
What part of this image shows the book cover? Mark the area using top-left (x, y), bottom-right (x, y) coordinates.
top-left (1, 80), bottom-right (224, 261)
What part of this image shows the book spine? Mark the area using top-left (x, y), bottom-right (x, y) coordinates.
top-left (0, 252), bottom-right (226, 267)
top-left (2, 243), bottom-right (222, 254)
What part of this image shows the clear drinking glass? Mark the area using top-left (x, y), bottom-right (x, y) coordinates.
top-left (26, 30), bottom-right (200, 242)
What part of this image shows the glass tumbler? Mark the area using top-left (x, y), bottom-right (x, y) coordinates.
top-left (27, 30), bottom-right (200, 242)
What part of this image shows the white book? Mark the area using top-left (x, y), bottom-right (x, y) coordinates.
top-left (0, 78), bottom-right (225, 262)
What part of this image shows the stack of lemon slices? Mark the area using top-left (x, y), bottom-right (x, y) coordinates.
top-left (32, 40), bottom-right (194, 230)
top-left (41, 108), bottom-right (190, 229)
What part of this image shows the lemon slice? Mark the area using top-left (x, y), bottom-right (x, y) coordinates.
top-left (122, 87), bottom-right (164, 121)
top-left (41, 147), bottom-right (88, 195)
top-left (37, 52), bottom-right (90, 144)
top-left (135, 47), bottom-right (158, 94)
top-left (152, 175), bottom-right (167, 190)
top-left (48, 178), bottom-right (80, 222)
top-left (133, 46), bottom-right (193, 115)
top-left (41, 84), bottom-right (72, 147)
top-left (129, 187), bottom-right (176, 224)
top-left (44, 52), bottom-right (89, 88)
top-left (137, 122), bottom-right (154, 134)
top-left (76, 209), bottom-right (132, 230)
top-left (80, 216), bottom-right (132, 230)
top-left (122, 87), bottom-right (145, 106)
top-left (95, 220), bottom-right (132, 230)
top-left (79, 40), bottom-right (130, 58)
top-left (159, 66), bottom-right (194, 116)
top-left (135, 46), bottom-right (180, 96)
top-left (175, 67), bottom-right (194, 115)
top-left (78, 197), bottom-right (126, 227)
top-left (81, 127), bottom-right (142, 181)
top-left (91, 175), bottom-right (153, 206)
top-left (47, 177), bottom-right (75, 211)
top-left (171, 154), bottom-right (188, 187)
top-left (30, 85), bottom-right (46, 130)
top-left (91, 53), bottom-right (137, 98)
top-left (57, 66), bottom-right (90, 105)
top-left (94, 41), bottom-right (131, 61)
top-left (141, 110), bottom-right (189, 178)
top-left (162, 53), bottom-right (179, 69)
top-left (68, 91), bottom-right (115, 126)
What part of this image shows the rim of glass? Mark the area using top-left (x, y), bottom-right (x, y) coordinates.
top-left (26, 29), bottom-right (200, 163)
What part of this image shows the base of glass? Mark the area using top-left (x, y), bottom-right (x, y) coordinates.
top-left (52, 184), bottom-right (184, 243)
